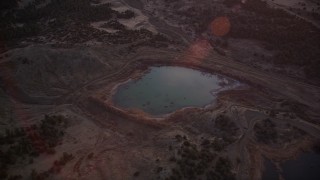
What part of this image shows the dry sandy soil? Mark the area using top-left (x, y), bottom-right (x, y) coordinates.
top-left (266, 0), bottom-right (320, 28)
top-left (1, 0), bottom-right (320, 180)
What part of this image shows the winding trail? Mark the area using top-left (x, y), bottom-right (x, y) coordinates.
top-left (266, 0), bottom-right (320, 29)
top-left (121, 0), bottom-right (191, 44)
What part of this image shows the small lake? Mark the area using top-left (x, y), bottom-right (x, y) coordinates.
top-left (281, 152), bottom-right (320, 180)
top-left (112, 66), bottom-right (239, 115)
top-left (262, 152), bottom-right (320, 180)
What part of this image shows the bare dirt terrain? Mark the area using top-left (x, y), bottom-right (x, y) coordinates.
top-left (1, 0), bottom-right (320, 180)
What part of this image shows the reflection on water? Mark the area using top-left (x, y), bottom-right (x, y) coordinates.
top-left (113, 66), bottom-right (239, 115)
